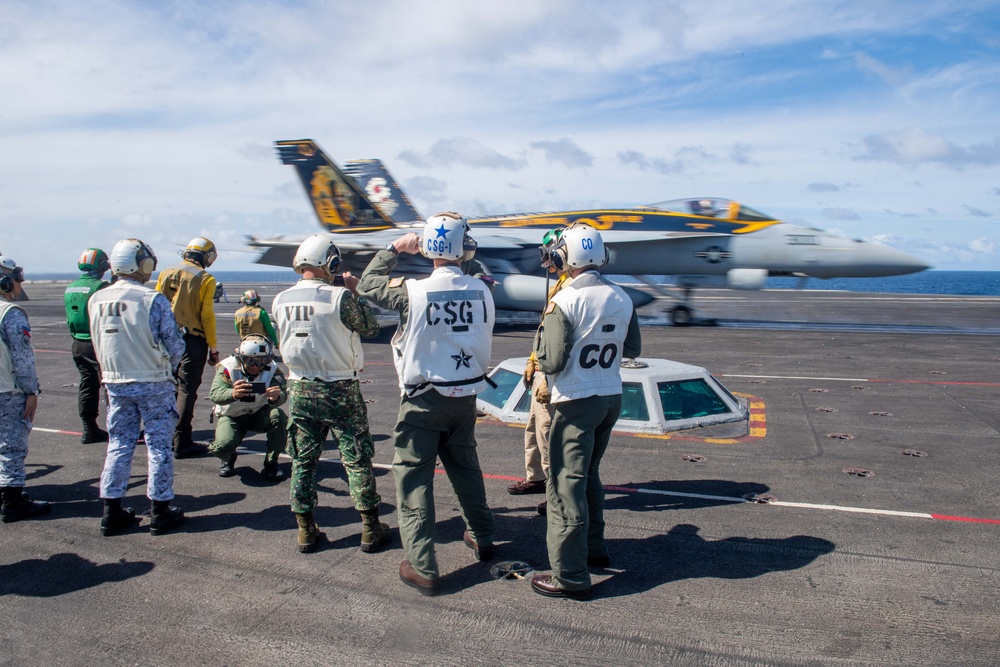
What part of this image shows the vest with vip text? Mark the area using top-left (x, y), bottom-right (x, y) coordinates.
top-left (272, 280), bottom-right (362, 381)
top-left (89, 282), bottom-right (174, 384)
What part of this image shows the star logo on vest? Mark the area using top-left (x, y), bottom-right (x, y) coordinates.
top-left (451, 348), bottom-right (473, 369)
top-left (434, 224), bottom-right (449, 239)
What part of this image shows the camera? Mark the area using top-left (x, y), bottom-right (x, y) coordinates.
top-left (332, 274), bottom-right (345, 286)
top-left (250, 382), bottom-right (266, 394)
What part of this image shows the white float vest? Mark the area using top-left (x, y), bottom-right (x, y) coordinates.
top-left (215, 355), bottom-right (278, 417)
top-left (272, 280), bottom-right (362, 381)
top-left (547, 271), bottom-right (633, 404)
top-left (89, 281), bottom-right (174, 384)
top-left (0, 302), bottom-right (27, 394)
top-left (393, 266), bottom-right (494, 397)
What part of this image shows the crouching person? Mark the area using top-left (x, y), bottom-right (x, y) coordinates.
top-left (209, 335), bottom-right (287, 482)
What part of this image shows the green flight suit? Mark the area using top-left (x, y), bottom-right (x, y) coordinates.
top-left (358, 250), bottom-right (495, 580)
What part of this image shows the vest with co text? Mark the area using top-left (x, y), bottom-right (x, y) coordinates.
top-left (547, 271), bottom-right (633, 404)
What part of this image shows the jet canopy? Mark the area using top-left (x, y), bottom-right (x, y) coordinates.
top-left (477, 357), bottom-right (749, 435)
top-left (643, 198), bottom-right (777, 223)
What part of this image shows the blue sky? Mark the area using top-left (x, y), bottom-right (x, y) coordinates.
top-left (1, 0), bottom-right (999, 272)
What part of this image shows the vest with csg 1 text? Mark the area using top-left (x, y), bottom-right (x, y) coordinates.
top-left (89, 281), bottom-right (174, 384)
top-left (272, 280), bottom-right (362, 381)
top-left (547, 271), bottom-right (633, 404)
top-left (393, 266), bottom-right (494, 398)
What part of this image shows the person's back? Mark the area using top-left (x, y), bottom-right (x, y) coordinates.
top-left (64, 248), bottom-right (111, 443)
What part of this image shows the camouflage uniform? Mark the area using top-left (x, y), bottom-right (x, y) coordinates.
top-left (287, 377), bottom-right (379, 514)
top-left (0, 307), bottom-right (40, 488)
top-left (97, 280), bottom-right (186, 501)
top-left (280, 285), bottom-right (382, 515)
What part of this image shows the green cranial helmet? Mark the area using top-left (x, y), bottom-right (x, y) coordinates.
top-left (78, 248), bottom-right (110, 274)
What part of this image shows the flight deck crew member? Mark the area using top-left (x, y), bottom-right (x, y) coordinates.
top-left (234, 290), bottom-right (279, 348)
top-left (0, 256), bottom-right (50, 523)
top-left (509, 229), bottom-right (570, 498)
top-left (528, 223), bottom-right (642, 601)
top-left (209, 334), bottom-right (287, 481)
top-left (90, 239), bottom-right (187, 537)
top-left (358, 213), bottom-right (496, 597)
top-left (272, 234), bottom-right (391, 555)
top-left (156, 237), bottom-right (220, 459)
top-left (64, 247), bottom-right (111, 444)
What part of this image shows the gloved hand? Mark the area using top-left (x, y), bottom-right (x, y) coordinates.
top-left (534, 376), bottom-right (551, 404)
top-left (523, 358), bottom-right (537, 389)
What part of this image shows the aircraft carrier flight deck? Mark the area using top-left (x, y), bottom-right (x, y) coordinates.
top-left (4, 284), bottom-right (999, 666)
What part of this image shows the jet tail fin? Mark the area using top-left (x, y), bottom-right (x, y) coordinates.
top-left (343, 159), bottom-right (423, 224)
top-left (275, 139), bottom-right (396, 231)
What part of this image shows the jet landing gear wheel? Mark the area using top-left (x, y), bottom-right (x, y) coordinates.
top-left (670, 305), bottom-right (693, 326)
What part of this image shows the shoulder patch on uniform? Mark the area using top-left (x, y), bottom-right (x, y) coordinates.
top-left (543, 302), bottom-right (556, 315)
top-left (388, 277), bottom-right (405, 288)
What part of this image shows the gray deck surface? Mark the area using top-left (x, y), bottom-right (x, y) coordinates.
top-left (3, 283), bottom-right (999, 666)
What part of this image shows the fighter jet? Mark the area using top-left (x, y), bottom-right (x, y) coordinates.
top-left (248, 139), bottom-right (929, 324)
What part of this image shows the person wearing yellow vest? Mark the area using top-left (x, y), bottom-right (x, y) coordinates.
top-left (509, 229), bottom-right (570, 498)
top-left (208, 334), bottom-right (287, 481)
top-left (233, 290), bottom-right (279, 348)
top-left (155, 237), bottom-right (219, 459)
top-left (0, 256), bottom-right (50, 523)
top-left (64, 247), bottom-right (111, 444)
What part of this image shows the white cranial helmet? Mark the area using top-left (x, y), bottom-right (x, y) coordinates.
top-left (236, 334), bottom-right (274, 367)
top-left (293, 234), bottom-right (342, 274)
top-left (109, 238), bottom-right (158, 276)
top-left (553, 223), bottom-right (609, 270)
top-left (420, 212), bottom-right (476, 261)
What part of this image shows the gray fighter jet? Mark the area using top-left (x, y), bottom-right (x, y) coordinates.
top-left (248, 139), bottom-right (928, 323)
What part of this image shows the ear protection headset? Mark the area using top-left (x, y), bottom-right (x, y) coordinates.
top-left (136, 241), bottom-right (157, 275)
top-left (0, 261), bottom-right (24, 294)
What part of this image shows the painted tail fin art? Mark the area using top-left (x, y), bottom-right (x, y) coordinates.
top-left (275, 139), bottom-right (422, 231)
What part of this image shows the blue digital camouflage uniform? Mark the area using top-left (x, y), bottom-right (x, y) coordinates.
top-left (99, 279), bottom-right (186, 502)
top-left (0, 307), bottom-right (40, 488)
top-left (285, 292), bottom-right (382, 515)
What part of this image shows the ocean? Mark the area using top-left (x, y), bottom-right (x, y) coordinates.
top-left (28, 270), bottom-right (1000, 297)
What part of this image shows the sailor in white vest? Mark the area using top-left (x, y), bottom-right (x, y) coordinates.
top-left (358, 212), bottom-right (496, 597)
top-left (208, 334), bottom-right (287, 481)
top-left (90, 239), bottom-right (187, 537)
top-left (527, 223), bottom-right (642, 601)
top-left (272, 234), bottom-right (390, 555)
top-left (0, 256), bottom-right (50, 523)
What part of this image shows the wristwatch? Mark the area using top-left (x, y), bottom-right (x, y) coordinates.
top-left (385, 243), bottom-right (399, 256)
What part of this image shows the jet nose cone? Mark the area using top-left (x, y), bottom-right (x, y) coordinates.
top-left (861, 243), bottom-right (930, 277)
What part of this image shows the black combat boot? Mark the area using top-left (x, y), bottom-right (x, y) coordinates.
top-left (295, 512), bottom-right (324, 553)
top-left (81, 420), bottom-right (109, 444)
top-left (218, 453), bottom-right (237, 477)
top-left (260, 462), bottom-right (285, 482)
top-left (359, 508), bottom-right (391, 553)
top-left (149, 500), bottom-right (184, 536)
top-left (100, 498), bottom-right (137, 537)
top-left (1, 487), bottom-right (51, 523)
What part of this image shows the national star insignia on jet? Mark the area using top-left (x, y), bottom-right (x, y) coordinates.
top-left (434, 224), bottom-right (449, 239)
top-left (451, 348), bottom-right (473, 370)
